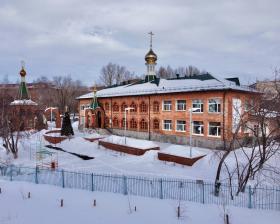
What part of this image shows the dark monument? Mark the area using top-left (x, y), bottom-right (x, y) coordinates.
top-left (61, 110), bottom-right (74, 136)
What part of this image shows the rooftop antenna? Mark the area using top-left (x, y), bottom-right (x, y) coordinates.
top-left (148, 31), bottom-right (154, 49)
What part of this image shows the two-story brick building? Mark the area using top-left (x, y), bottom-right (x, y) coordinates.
top-left (77, 37), bottom-right (256, 149)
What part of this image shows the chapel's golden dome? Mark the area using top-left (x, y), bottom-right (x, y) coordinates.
top-left (145, 49), bottom-right (157, 64)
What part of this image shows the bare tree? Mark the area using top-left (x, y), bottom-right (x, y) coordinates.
top-left (52, 75), bottom-right (87, 113)
top-left (99, 63), bottom-right (135, 86)
top-left (156, 65), bottom-right (204, 78)
top-left (214, 74), bottom-right (280, 196)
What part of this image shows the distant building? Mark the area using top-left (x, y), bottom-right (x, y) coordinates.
top-left (77, 34), bottom-right (257, 149)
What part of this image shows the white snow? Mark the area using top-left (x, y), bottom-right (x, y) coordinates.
top-left (10, 99), bottom-right (38, 106)
top-left (0, 180), bottom-right (278, 224)
top-left (78, 77), bottom-right (255, 99)
top-left (102, 135), bottom-right (158, 149)
top-left (161, 144), bottom-right (207, 158)
top-left (1, 122), bottom-right (279, 185)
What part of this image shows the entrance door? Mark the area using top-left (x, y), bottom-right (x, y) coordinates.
top-left (97, 111), bottom-right (102, 128)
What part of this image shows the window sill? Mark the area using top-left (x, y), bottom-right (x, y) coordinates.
top-left (162, 129), bottom-right (172, 131)
top-left (176, 110), bottom-right (186, 112)
top-left (208, 112), bottom-right (221, 114)
top-left (207, 135), bottom-right (221, 138)
top-left (192, 133), bottom-right (204, 136)
top-left (162, 110), bottom-right (172, 112)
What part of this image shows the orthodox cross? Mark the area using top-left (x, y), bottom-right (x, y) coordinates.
top-left (21, 60), bottom-right (25, 69)
top-left (148, 31), bottom-right (154, 49)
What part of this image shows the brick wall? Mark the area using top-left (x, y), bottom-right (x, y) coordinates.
top-left (78, 90), bottom-right (254, 144)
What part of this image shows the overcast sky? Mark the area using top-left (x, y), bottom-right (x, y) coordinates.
top-left (0, 0), bottom-right (279, 85)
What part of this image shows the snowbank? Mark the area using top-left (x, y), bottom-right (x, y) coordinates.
top-left (102, 135), bottom-right (158, 150)
top-left (161, 145), bottom-right (206, 158)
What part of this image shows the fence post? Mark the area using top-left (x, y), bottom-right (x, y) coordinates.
top-left (248, 186), bottom-right (252, 209)
top-left (10, 165), bottom-right (12, 181)
top-left (123, 175), bottom-right (128, 195)
top-left (159, 178), bottom-right (163, 199)
top-left (62, 170), bottom-right (65, 188)
top-left (91, 173), bottom-right (94, 191)
top-left (202, 183), bottom-right (205, 204)
top-left (35, 166), bottom-right (38, 184)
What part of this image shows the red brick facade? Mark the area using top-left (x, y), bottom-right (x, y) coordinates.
top-left (78, 90), bottom-right (253, 142)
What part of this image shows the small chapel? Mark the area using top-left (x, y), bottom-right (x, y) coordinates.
top-left (9, 64), bottom-right (47, 131)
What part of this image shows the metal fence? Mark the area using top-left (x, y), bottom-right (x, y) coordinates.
top-left (0, 165), bottom-right (279, 211)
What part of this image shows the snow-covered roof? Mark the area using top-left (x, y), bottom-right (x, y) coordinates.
top-left (77, 76), bottom-right (256, 100)
top-left (10, 99), bottom-right (38, 106)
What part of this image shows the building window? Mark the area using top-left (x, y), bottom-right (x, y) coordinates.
top-left (105, 102), bottom-right (110, 111)
top-left (140, 119), bottom-right (148, 130)
top-left (208, 122), bottom-right (221, 137)
top-left (80, 105), bottom-right (85, 110)
top-left (121, 118), bottom-right (128, 129)
top-left (163, 120), bottom-right (172, 131)
top-left (176, 120), bottom-right (186, 132)
top-left (176, 100), bottom-right (186, 111)
top-left (208, 99), bottom-right (221, 113)
top-left (153, 101), bottom-right (159, 112)
top-left (244, 99), bottom-right (254, 112)
top-left (130, 118), bottom-right (137, 129)
top-left (121, 102), bottom-right (127, 112)
top-left (153, 119), bottom-right (159, 130)
top-left (140, 101), bottom-right (148, 113)
top-left (192, 99), bottom-right (203, 112)
top-left (130, 102), bottom-right (137, 112)
top-left (163, 100), bottom-right (172, 111)
top-left (193, 121), bottom-right (204, 135)
top-left (113, 103), bottom-right (119, 112)
top-left (112, 117), bottom-right (119, 128)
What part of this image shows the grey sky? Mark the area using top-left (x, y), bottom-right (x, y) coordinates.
top-left (0, 0), bottom-right (279, 85)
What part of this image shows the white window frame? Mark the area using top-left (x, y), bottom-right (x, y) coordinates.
top-left (193, 121), bottom-right (204, 135)
top-left (176, 100), bottom-right (186, 111)
top-left (192, 99), bottom-right (203, 113)
top-left (162, 100), bottom-right (172, 111)
top-left (176, 120), bottom-right (186, 132)
top-left (208, 122), bottom-right (221, 137)
top-left (208, 98), bottom-right (221, 113)
top-left (162, 120), bottom-right (172, 131)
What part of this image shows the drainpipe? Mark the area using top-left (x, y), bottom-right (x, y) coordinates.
top-left (148, 95), bottom-right (151, 140)
top-left (223, 91), bottom-right (227, 148)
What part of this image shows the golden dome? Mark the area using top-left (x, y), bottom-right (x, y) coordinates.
top-left (19, 67), bottom-right (26, 77)
top-left (145, 49), bottom-right (157, 64)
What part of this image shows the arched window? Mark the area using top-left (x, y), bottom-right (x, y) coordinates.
top-left (121, 102), bottom-right (127, 112)
top-left (153, 101), bottom-right (159, 112)
top-left (121, 118), bottom-right (128, 129)
top-left (130, 102), bottom-right (137, 112)
top-left (140, 119), bottom-right (148, 131)
top-left (153, 119), bottom-right (160, 130)
top-left (113, 103), bottom-right (119, 112)
top-left (113, 117), bottom-right (119, 128)
top-left (105, 102), bottom-right (110, 111)
top-left (140, 101), bottom-right (148, 113)
top-left (130, 118), bottom-right (137, 129)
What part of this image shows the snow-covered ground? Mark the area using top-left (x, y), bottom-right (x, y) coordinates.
top-left (0, 180), bottom-right (279, 224)
top-left (1, 122), bottom-right (279, 186)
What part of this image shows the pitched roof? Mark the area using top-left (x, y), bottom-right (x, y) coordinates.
top-left (77, 74), bottom-right (256, 100)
